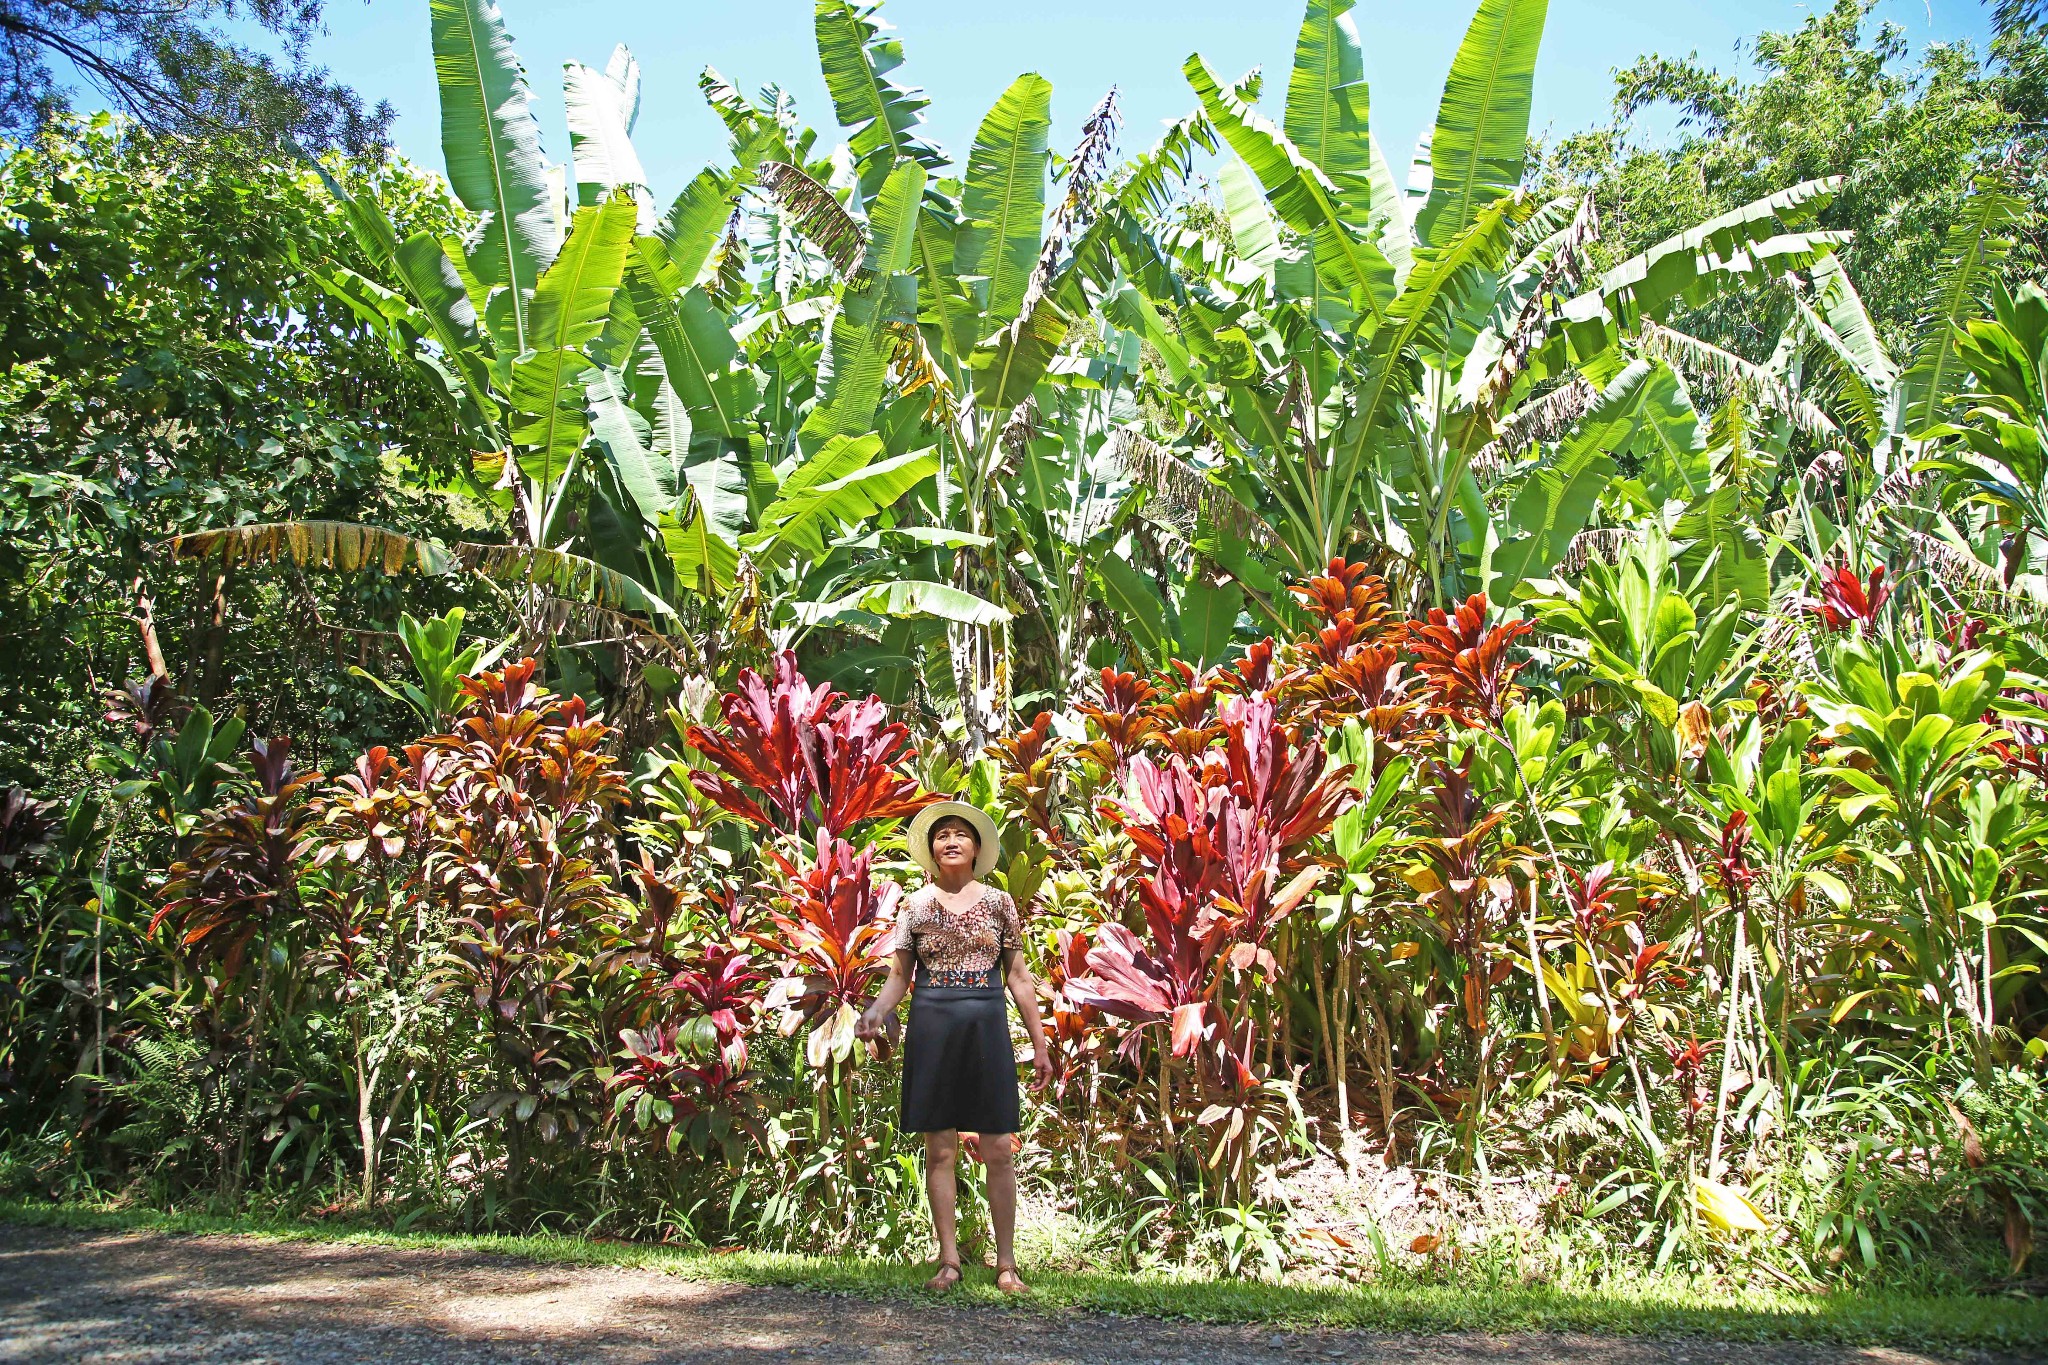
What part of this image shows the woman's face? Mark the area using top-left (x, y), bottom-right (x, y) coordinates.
top-left (929, 817), bottom-right (980, 874)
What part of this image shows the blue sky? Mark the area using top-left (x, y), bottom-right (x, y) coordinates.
top-left (285, 0), bottom-right (1993, 200)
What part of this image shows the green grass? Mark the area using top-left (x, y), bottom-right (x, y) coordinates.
top-left (4, 1198), bottom-right (2044, 1354)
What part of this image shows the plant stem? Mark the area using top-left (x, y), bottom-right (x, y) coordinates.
top-left (231, 922), bottom-right (274, 1204)
top-left (1334, 927), bottom-right (1352, 1162)
top-left (1707, 900), bottom-right (1749, 1177)
top-left (1309, 931), bottom-right (1341, 1160)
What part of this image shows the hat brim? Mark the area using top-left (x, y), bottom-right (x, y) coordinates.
top-left (906, 801), bottom-right (1002, 880)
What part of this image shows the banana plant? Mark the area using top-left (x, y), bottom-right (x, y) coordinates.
top-left (188, 5), bottom-right (696, 640)
top-left (1772, 182), bottom-right (2033, 609)
top-left (1937, 278), bottom-right (2048, 596)
top-left (171, 2), bottom-right (1007, 695)
top-left (763, 1), bottom-right (1165, 741)
top-left (1111, 0), bottom-right (1852, 616)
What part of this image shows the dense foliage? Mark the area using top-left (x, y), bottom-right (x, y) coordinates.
top-left (0, 117), bottom-right (487, 782)
top-left (5, 0), bottom-right (2048, 1295)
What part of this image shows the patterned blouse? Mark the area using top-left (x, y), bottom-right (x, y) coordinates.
top-left (885, 886), bottom-right (1023, 989)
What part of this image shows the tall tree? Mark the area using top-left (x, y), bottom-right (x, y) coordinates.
top-left (1544, 0), bottom-right (2038, 355)
top-left (0, 0), bottom-right (391, 157)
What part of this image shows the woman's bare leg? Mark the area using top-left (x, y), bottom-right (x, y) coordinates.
top-left (923, 1131), bottom-right (961, 1287)
top-left (984, 1134), bottom-right (1027, 1290)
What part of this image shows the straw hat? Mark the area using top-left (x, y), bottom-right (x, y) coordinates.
top-left (906, 800), bottom-right (1002, 880)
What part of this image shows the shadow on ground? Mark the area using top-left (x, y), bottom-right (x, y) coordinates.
top-left (0, 1222), bottom-right (2015, 1364)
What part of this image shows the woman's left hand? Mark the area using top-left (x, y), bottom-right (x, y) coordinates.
top-left (1029, 1047), bottom-right (1052, 1091)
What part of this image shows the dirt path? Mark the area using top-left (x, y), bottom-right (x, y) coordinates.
top-left (0, 1222), bottom-right (2013, 1365)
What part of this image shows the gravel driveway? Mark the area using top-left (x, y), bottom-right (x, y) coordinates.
top-left (0, 1222), bottom-right (2019, 1365)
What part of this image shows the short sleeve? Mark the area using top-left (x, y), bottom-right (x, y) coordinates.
top-left (996, 892), bottom-right (1023, 953)
top-left (883, 895), bottom-right (923, 957)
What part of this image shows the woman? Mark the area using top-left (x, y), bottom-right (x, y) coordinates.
top-left (856, 801), bottom-right (1051, 1293)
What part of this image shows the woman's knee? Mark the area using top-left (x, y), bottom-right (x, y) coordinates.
top-left (925, 1132), bottom-right (959, 1167)
top-left (981, 1133), bottom-right (1017, 1169)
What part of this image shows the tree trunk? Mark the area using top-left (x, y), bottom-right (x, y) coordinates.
top-left (352, 1011), bottom-right (385, 1209)
top-left (197, 559), bottom-right (235, 704)
top-left (129, 572), bottom-right (169, 679)
top-left (1359, 981), bottom-right (1400, 1161)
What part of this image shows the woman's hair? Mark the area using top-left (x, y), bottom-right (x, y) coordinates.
top-left (927, 814), bottom-right (982, 855)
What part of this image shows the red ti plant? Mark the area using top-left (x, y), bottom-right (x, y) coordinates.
top-left (307, 747), bottom-right (413, 869)
top-left (1289, 559), bottom-right (1398, 637)
top-left (990, 713), bottom-right (1065, 845)
top-left (1065, 690), bottom-right (1354, 1197)
top-left (616, 844), bottom-right (741, 1009)
top-left (1407, 593), bottom-right (1533, 729)
top-left (301, 746), bottom-right (420, 977)
top-left (1065, 920), bottom-right (1192, 1058)
top-left (423, 659), bottom-right (631, 1155)
top-left (1070, 694), bottom-right (1355, 1095)
top-left (1407, 756), bottom-right (1529, 1039)
top-left (1075, 668), bottom-right (1162, 777)
top-left (104, 673), bottom-right (186, 746)
top-left (1210, 638), bottom-right (1282, 700)
top-left (1286, 641), bottom-right (1419, 748)
top-left (678, 653), bottom-right (934, 1191)
top-left (154, 736), bottom-right (320, 1192)
top-left (1560, 862), bottom-right (1626, 947)
top-left (1715, 809), bottom-right (1760, 916)
top-left (681, 654), bottom-right (931, 1064)
top-left (601, 858), bottom-right (767, 1156)
top-left (753, 835), bottom-right (901, 1069)
top-left (616, 939), bottom-right (767, 1154)
top-left (1664, 1036), bottom-right (1720, 1140)
top-left (297, 744), bottom-right (438, 1208)
top-left (1802, 561), bottom-right (1891, 632)
top-left (0, 785), bottom-right (59, 907)
top-left (1284, 560), bottom-right (1405, 722)
top-left (667, 940), bottom-right (764, 1074)
top-left (684, 651), bottom-right (928, 840)
top-left (1991, 692), bottom-right (2048, 784)
top-left (608, 1015), bottom-right (763, 1157)
top-left (1216, 694), bottom-right (1359, 888)
top-left (1070, 756), bottom-right (1226, 1069)
top-left (156, 738), bottom-right (319, 967)
top-left (1153, 661), bottom-right (1221, 762)
top-left (1039, 927), bottom-right (1111, 1098)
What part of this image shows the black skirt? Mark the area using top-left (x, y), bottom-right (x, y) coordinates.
top-left (899, 967), bottom-right (1020, 1135)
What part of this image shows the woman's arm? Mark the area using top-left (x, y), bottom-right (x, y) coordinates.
top-left (856, 951), bottom-right (915, 1039)
top-left (1005, 951), bottom-right (1052, 1090)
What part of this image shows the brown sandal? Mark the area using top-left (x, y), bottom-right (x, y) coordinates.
top-left (995, 1263), bottom-right (1029, 1294)
top-left (925, 1261), bottom-right (963, 1291)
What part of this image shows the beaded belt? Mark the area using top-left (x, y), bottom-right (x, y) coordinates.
top-left (916, 963), bottom-right (1001, 990)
